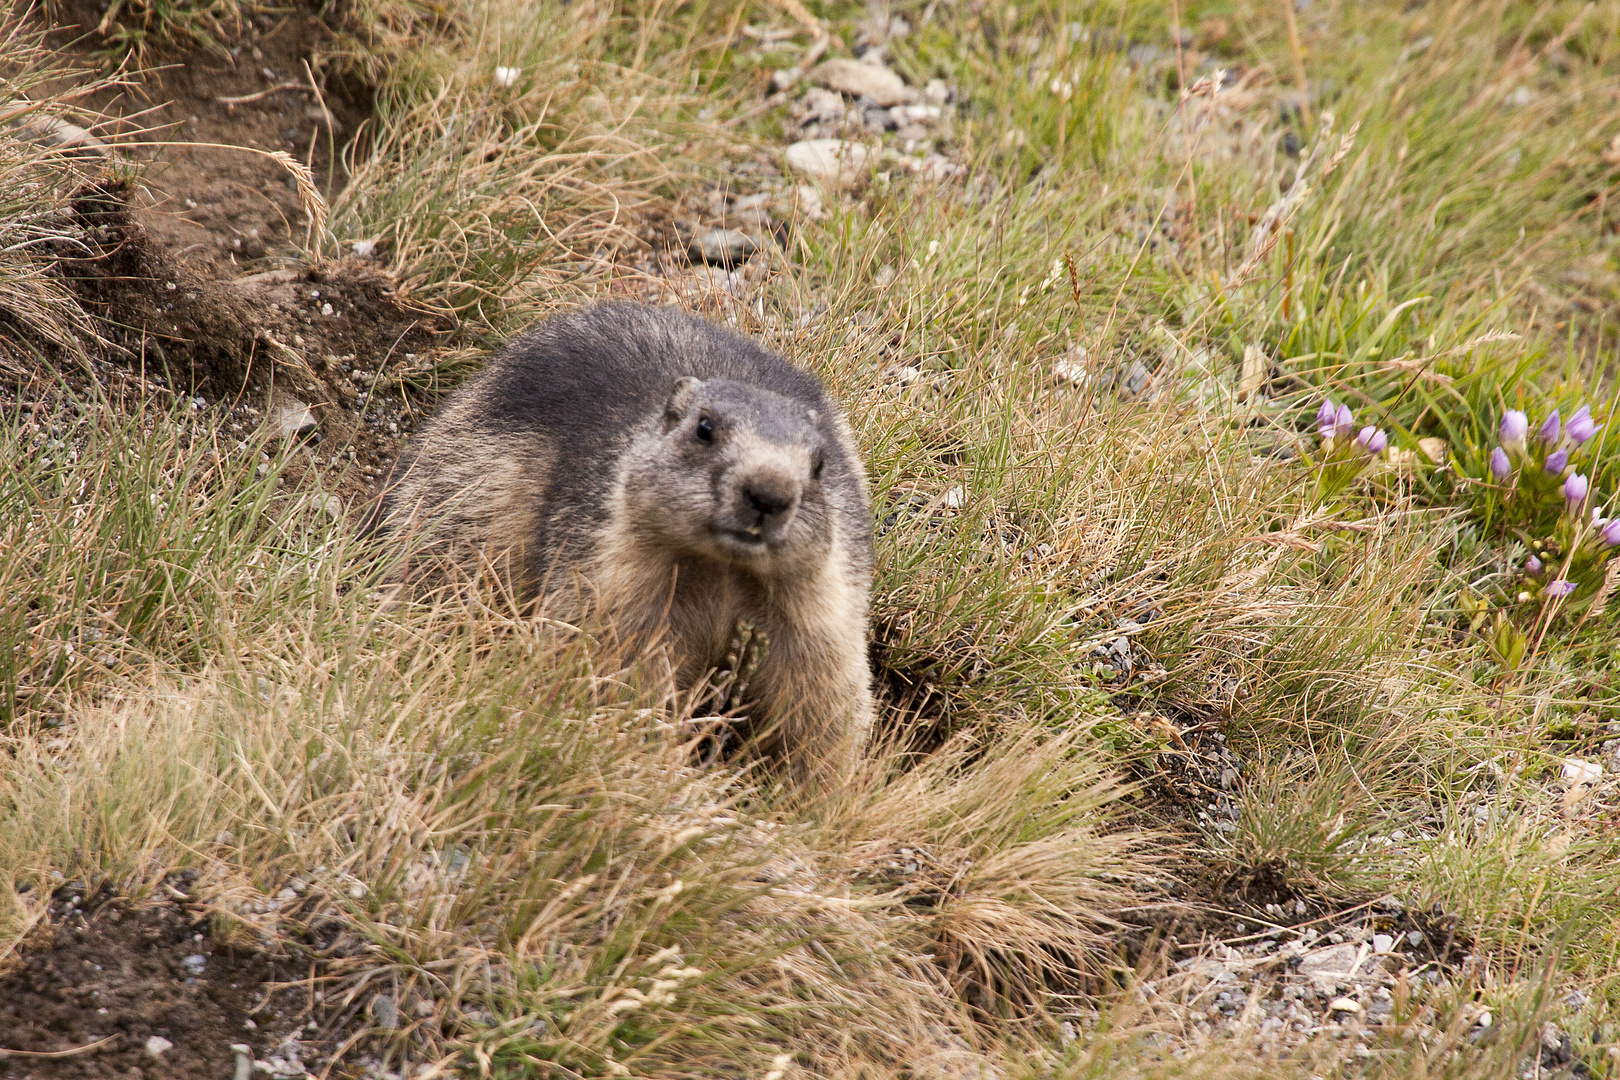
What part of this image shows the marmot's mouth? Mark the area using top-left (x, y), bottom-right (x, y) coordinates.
top-left (714, 527), bottom-right (773, 552)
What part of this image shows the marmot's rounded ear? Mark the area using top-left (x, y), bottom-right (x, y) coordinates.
top-left (663, 376), bottom-right (703, 428)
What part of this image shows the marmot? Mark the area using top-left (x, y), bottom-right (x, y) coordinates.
top-left (369, 302), bottom-right (875, 781)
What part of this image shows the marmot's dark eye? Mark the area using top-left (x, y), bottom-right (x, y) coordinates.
top-left (695, 416), bottom-right (714, 443)
top-left (811, 452), bottom-right (825, 479)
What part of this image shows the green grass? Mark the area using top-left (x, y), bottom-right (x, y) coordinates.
top-left (12, 0), bottom-right (1620, 1076)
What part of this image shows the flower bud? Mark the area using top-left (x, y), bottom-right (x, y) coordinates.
top-left (1526, 555), bottom-right (1543, 573)
top-left (1489, 447), bottom-right (1511, 479)
top-left (1537, 410), bottom-right (1561, 445)
top-left (1566, 404), bottom-right (1599, 446)
top-left (1545, 449), bottom-right (1568, 474)
top-left (1364, 429), bottom-right (1388, 455)
top-left (1564, 472), bottom-right (1589, 505)
top-left (1316, 399), bottom-right (1339, 437)
top-left (1335, 403), bottom-right (1353, 436)
top-left (1500, 410), bottom-right (1529, 447)
top-left (1601, 519), bottom-right (1620, 548)
top-left (1544, 579), bottom-right (1577, 599)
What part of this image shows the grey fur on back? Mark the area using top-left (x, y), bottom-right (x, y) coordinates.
top-left (371, 302), bottom-right (876, 781)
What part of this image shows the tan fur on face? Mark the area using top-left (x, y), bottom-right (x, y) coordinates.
top-left (591, 462), bottom-right (873, 784)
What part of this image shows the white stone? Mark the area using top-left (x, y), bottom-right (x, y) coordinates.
top-left (1052, 358), bottom-right (1088, 385)
top-left (785, 139), bottom-right (871, 188)
top-left (18, 116), bottom-right (110, 156)
top-left (1371, 934), bottom-right (1395, 954)
top-left (275, 400), bottom-right (318, 441)
top-left (941, 485), bottom-right (964, 510)
top-left (811, 59), bottom-right (919, 106)
top-left (494, 66), bottom-right (520, 87)
top-left (351, 240), bottom-right (377, 258)
top-left (790, 183), bottom-right (826, 220)
top-left (146, 1035), bottom-right (175, 1056)
top-left (891, 104), bottom-right (942, 125)
top-left (1562, 758), bottom-right (1603, 785)
top-left (1327, 997), bottom-right (1361, 1014)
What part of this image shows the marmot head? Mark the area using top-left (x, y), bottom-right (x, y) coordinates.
top-left (622, 376), bottom-right (831, 568)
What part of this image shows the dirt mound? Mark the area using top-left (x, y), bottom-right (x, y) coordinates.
top-left (0, 885), bottom-right (324, 1080)
top-left (62, 179), bottom-right (444, 398)
top-left (43, 0), bottom-right (370, 279)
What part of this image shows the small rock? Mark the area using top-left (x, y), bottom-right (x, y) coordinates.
top-left (1561, 758), bottom-right (1602, 785)
top-left (1297, 942), bottom-right (1364, 982)
top-left (1328, 997), bottom-right (1361, 1014)
top-left (145, 1035), bottom-right (174, 1057)
top-left (800, 86), bottom-right (850, 125)
top-left (923, 79), bottom-right (950, 104)
top-left (1188, 958), bottom-right (1235, 982)
top-left (785, 139), bottom-right (872, 188)
top-left (914, 154), bottom-right (963, 182)
top-left (811, 58), bottom-right (919, 106)
top-left (891, 104), bottom-right (942, 125)
top-left (771, 66), bottom-right (802, 91)
top-left (371, 993), bottom-right (401, 1029)
top-left (493, 65), bottom-right (520, 88)
top-left (1416, 436), bottom-right (1447, 463)
top-left (789, 183), bottom-right (826, 220)
top-left (1474, 1009), bottom-right (1493, 1030)
top-left (14, 116), bottom-right (110, 157)
top-left (688, 228), bottom-right (759, 266)
top-left (940, 485), bottom-right (964, 510)
top-left (180, 953), bottom-right (207, 975)
top-left (276, 400), bottom-right (318, 441)
top-left (1371, 934), bottom-right (1395, 954)
top-left (1406, 930), bottom-right (1424, 947)
top-left (306, 495), bottom-right (343, 521)
top-left (351, 239), bottom-right (377, 258)
top-left (862, 105), bottom-right (896, 132)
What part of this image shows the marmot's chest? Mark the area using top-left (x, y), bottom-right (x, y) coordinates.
top-left (661, 562), bottom-right (758, 673)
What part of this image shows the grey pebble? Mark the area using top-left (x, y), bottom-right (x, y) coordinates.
top-left (688, 228), bottom-right (759, 266)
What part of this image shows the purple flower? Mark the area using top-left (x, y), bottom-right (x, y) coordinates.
top-left (1564, 473), bottom-right (1589, 505)
top-left (1353, 426), bottom-right (1388, 455)
top-left (1566, 405), bottom-right (1599, 446)
top-left (1601, 519), bottom-right (1620, 548)
top-left (1490, 447), bottom-right (1511, 479)
top-left (1316, 399), bottom-right (1339, 436)
top-left (1537, 410), bottom-right (1561, 445)
top-left (1500, 410), bottom-right (1529, 446)
top-left (1545, 449), bottom-right (1568, 474)
top-left (1335, 403), bottom-right (1354, 436)
top-left (1526, 555), bottom-right (1543, 573)
top-left (1544, 579), bottom-right (1577, 599)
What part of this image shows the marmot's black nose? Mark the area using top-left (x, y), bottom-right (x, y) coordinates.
top-left (745, 485), bottom-right (794, 519)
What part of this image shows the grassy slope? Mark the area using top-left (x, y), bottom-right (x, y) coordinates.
top-left (7, 0), bottom-right (1620, 1076)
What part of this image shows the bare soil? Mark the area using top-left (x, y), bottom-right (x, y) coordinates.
top-left (0, 883), bottom-right (326, 1080)
top-left (45, 0), bottom-right (370, 277)
top-left (2, 15), bottom-right (456, 1057)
